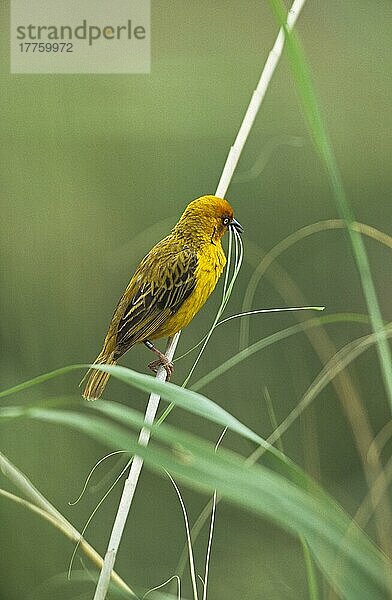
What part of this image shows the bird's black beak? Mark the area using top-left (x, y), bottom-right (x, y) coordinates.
top-left (230, 218), bottom-right (243, 234)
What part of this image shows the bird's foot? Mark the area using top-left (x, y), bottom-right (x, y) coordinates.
top-left (148, 356), bottom-right (174, 380)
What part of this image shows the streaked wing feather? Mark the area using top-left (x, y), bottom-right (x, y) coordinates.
top-left (115, 249), bottom-right (197, 355)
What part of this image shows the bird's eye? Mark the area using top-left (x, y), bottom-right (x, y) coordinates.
top-left (222, 217), bottom-right (230, 226)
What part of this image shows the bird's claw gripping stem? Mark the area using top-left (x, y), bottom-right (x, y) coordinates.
top-left (145, 340), bottom-right (174, 380)
top-left (147, 357), bottom-right (174, 379)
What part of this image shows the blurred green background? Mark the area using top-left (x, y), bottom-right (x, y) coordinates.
top-left (1, 0), bottom-right (392, 598)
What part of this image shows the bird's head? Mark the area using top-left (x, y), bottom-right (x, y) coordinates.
top-left (176, 195), bottom-right (243, 243)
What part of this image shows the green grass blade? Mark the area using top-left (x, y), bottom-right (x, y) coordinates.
top-left (81, 364), bottom-right (266, 449)
top-left (268, 0), bottom-right (392, 412)
top-left (4, 404), bottom-right (389, 600)
top-left (0, 362), bottom-right (283, 463)
top-left (0, 365), bottom-right (86, 399)
top-left (0, 350), bottom-right (357, 491)
top-left (263, 388), bottom-right (320, 599)
top-left (302, 537), bottom-right (321, 600)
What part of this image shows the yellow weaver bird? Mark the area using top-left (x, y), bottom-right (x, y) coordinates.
top-left (82, 195), bottom-right (242, 400)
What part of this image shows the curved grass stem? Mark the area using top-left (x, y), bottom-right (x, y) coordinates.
top-left (269, 0), bottom-right (392, 413)
top-left (0, 452), bottom-right (136, 598)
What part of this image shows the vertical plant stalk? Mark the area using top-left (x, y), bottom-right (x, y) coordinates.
top-left (93, 2), bottom-right (307, 598)
top-left (215, 0), bottom-right (306, 197)
top-left (93, 333), bottom-right (179, 600)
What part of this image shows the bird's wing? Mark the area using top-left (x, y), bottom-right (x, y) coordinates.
top-left (114, 247), bottom-right (198, 355)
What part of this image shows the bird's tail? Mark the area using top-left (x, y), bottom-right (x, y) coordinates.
top-left (81, 350), bottom-right (117, 401)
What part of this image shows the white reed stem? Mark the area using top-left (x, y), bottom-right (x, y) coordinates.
top-left (93, 333), bottom-right (179, 600)
top-left (93, 2), bottom-right (307, 598)
top-left (216, 0), bottom-right (306, 198)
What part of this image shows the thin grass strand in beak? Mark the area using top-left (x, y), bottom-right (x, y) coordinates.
top-left (222, 227), bottom-right (233, 301)
top-left (181, 228), bottom-right (242, 388)
top-left (230, 218), bottom-right (243, 234)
